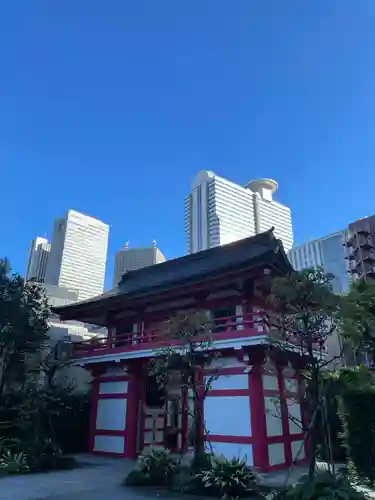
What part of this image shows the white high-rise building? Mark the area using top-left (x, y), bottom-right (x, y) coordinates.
top-left (113, 241), bottom-right (166, 287)
top-left (45, 210), bottom-right (109, 301)
top-left (288, 231), bottom-right (349, 294)
top-left (184, 171), bottom-right (293, 254)
top-left (25, 237), bottom-right (51, 281)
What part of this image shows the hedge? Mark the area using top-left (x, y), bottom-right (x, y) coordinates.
top-left (340, 385), bottom-right (375, 485)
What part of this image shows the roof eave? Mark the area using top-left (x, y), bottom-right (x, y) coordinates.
top-left (53, 246), bottom-right (290, 324)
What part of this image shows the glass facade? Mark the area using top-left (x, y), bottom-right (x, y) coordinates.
top-left (288, 231), bottom-right (349, 294)
top-left (321, 233), bottom-right (349, 294)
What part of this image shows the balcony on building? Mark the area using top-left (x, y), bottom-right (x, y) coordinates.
top-left (52, 230), bottom-right (301, 361)
top-left (345, 224), bottom-right (373, 250)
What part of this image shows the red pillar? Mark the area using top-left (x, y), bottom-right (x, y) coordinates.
top-left (107, 325), bottom-right (115, 346)
top-left (89, 377), bottom-right (100, 453)
top-left (277, 368), bottom-right (293, 466)
top-left (249, 365), bottom-right (268, 471)
top-left (124, 372), bottom-right (140, 459)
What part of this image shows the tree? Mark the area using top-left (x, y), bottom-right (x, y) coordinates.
top-left (267, 267), bottom-right (341, 477)
top-left (31, 339), bottom-right (73, 388)
top-left (341, 279), bottom-right (375, 365)
top-left (149, 311), bottom-right (219, 464)
top-left (0, 259), bottom-right (50, 396)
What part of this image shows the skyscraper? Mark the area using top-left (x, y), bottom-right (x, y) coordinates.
top-left (288, 231), bottom-right (349, 294)
top-left (113, 241), bottom-right (166, 286)
top-left (25, 237), bottom-right (51, 281)
top-left (45, 210), bottom-right (109, 301)
top-left (184, 171), bottom-right (293, 254)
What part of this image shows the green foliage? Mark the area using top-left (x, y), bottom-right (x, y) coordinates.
top-left (269, 267), bottom-right (340, 350)
top-left (196, 455), bottom-right (259, 499)
top-left (19, 386), bottom-right (90, 455)
top-left (191, 450), bottom-right (213, 471)
top-left (0, 260), bottom-right (50, 396)
top-left (326, 365), bottom-right (374, 389)
top-left (125, 468), bottom-right (156, 486)
top-left (0, 386), bottom-right (88, 473)
top-left (125, 446), bottom-right (176, 486)
top-left (339, 385), bottom-right (375, 485)
top-left (0, 260), bottom-right (85, 474)
top-left (0, 449), bottom-right (30, 474)
top-left (280, 471), bottom-right (366, 500)
top-left (269, 268), bottom-right (342, 477)
top-left (341, 279), bottom-right (375, 360)
top-left (0, 436), bottom-right (23, 454)
top-left (148, 311), bottom-right (219, 459)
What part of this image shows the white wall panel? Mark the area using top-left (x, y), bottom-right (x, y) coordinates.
top-left (206, 442), bottom-right (253, 465)
top-left (96, 399), bottom-right (127, 431)
top-left (205, 396), bottom-right (251, 436)
top-left (209, 357), bottom-right (246, 369)
top-left (94, 435), bottom-right (124, 454)
top-left (287, 399), bottom-right (303, 434)
top-left (99, 381), bottom-right (128, 394)
top-left (263, 375), bottom-right (279, 391)
top-left (291, 440), bottom-right (305, 461)
top-left (208, 374), bottom-right (248, 391)
top-left (264, 396), bottom-right (283, 436)
top-left (284, 378), bottom-right (298, 393)
top-left (268, 443), bottom-right (285, 466)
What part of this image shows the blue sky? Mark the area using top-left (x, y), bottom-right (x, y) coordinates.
top-left (1, 1), bottom-right (375, 289)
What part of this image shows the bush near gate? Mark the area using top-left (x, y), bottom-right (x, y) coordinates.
top-left (0, 386), bottom-right (86, 474)
top-left (267, 471), bottom-right (366, 500)
top-left (125, 446), bottom-right (177, 486)
top-left (125, 449), bottom-right (261, 499)
top-left (339, 385), bottom-right (375, 486)
top-left (195, 455), bottom-right (260, 499)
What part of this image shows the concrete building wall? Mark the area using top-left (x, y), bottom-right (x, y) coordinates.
top-left (25, 237), bottom-right (50, 281)
top-left (44, 283), bottom-right (79, 308)
top-left (185, 171), bottom-right (293, 254)
top-left (45, 210), bottom-right (109, 301)
top-left (113, 244), bottom-right (166, 287)
top-left (40, 320), bottom-right (95, 392)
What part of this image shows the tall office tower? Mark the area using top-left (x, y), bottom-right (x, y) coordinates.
top-left (344, 215), bottom-right (375, 282)
top-left (113, 241), bottom-right (166, 286)
top-left (25, 237), bottom-right (51, 281)
top-left (288, 231), bottom-right (349, 294)
top-left (45, 210), bottom-right (109, 301)
top-left (184, 171), bottom-right (293, 254)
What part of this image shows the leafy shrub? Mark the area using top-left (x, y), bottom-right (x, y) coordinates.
top-left (169, 466), bottom-right (194, 493)
top-left (340, 386), bottom-right (375, 485)
top-left (24, 437), bottom-right (77, 472)
top-left (191, 450), bottom-right (212, 471)
top-left (197, 455), bottom-right (259, 499)
top-left (0, 450), bottom-right (30, 474)
top-left (0, 436), bottom-right (23, 454)
top-left (0, 386), bottom-right (90, 458)
top-left (282, 472), bottom-right (366, 500)
top-left (125, 446), bottom-right (176, 486)
top-left (125, 469), bottom-right (157, 487)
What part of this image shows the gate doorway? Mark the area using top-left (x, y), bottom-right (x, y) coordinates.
top-left (140, 373), bottom-right (188, 453)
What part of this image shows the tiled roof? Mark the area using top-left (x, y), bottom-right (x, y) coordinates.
top-left (53, 229), bottom-right (292, 318)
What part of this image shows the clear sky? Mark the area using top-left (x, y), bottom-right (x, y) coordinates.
top-left (1, 1), bottom-right (375, 289)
